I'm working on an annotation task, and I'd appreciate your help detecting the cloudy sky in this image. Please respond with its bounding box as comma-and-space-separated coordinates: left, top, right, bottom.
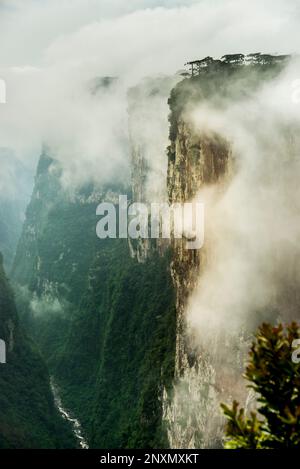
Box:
0, 0, 300, 192
0, 0, 299, 69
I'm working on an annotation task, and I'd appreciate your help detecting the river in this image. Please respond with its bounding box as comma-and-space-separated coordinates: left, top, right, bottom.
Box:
50, 378, 89, 449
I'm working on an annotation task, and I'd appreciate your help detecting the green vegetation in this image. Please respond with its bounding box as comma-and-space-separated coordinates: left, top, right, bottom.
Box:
222, 322, 300, 449
0, 252, 75, 448
168, 58, 289, 148
58, 244, 176, 448
12, 153, 177, 448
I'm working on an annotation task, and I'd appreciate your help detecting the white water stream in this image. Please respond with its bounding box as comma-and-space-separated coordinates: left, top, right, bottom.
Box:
50, 378, 89, 449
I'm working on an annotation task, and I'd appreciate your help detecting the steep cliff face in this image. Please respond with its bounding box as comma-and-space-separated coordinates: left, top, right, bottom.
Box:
168, 123, 231, 375
0, 252, 74, 448
127, 75, 179, 262
0, 148, 32, 271
163, 61, 293, 448
164, 77, 232, 448
10, 61, 296, 449
12, 150, 108, 358
12, 142, 176, 447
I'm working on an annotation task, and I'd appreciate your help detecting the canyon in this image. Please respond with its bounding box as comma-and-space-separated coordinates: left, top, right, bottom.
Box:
1, 55, 300, 448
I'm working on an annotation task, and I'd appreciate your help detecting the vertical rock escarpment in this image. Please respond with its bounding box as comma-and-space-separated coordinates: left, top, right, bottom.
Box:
167, 121, 231, 375
127, 75, 179, 262
11, 76, 179, 447
163, 59, 293, 448
163, 76, 231, 448
0, 148, 32, 271
128, 76, 180, 205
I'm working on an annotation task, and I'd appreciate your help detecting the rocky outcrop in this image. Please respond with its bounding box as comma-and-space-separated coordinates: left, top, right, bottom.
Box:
0, 148, 32, 271
167, 119, 231, 375
11, 143, 177, 448
127, 75, 179, 262
163, 61, 290, 448
163, 76, 231, 447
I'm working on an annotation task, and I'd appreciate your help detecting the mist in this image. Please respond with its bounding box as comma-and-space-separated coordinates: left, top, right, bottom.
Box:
186, 59, 300, 346
164, 58, 300, 448
1, 0, 300, 451
1, 0, 300, 198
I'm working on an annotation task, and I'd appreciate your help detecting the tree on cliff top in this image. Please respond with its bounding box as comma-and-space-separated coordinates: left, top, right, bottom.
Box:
221, 322, 300, 449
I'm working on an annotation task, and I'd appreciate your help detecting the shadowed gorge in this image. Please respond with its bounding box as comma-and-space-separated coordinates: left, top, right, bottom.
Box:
11, 147, 177, 448
1, 53, 298, 449
1, 2, 300, 454
0, 253, 75, 448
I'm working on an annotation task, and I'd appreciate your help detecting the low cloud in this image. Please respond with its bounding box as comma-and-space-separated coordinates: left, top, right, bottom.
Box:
1, 0, 300, 196
187, 58, 300, 343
